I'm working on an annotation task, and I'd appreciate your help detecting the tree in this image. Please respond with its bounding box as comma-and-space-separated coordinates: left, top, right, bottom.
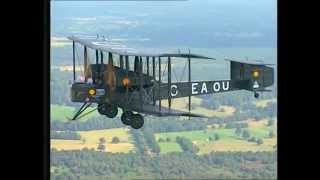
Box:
269, 131, 275, 138
267, 119, 275, 126
158, 138, 165, 143
82, 138, 86, 144
235, 127, 242, 136
97, 143, 106, 151
242, 130, 250, 139
208, 136, 214, 141
166, 137, 171, 142
214, 134, 220, 141
176, 136, 199, 153
248, 137, 257, 142
99, 137, 106, 144
112, 137, 120, 144
257, 138, 263, 145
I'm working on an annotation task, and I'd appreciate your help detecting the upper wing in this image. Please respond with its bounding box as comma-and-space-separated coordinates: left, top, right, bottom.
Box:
68, 35, 215, 59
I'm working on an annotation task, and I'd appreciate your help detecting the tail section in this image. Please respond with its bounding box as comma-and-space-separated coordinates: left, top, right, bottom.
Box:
228, 59, 274, 97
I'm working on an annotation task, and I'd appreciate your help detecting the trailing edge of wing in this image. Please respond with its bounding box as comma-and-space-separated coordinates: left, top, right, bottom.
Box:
157, 112, 209, 118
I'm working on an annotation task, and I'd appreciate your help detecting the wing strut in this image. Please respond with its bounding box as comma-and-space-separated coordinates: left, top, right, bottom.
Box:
139, 57, 143, 110
152, 56, 156, 106
68, 102, 92, 121
168, 56, 172, 112
188, 50, 191, 114
84, 46, 88, 82
158, 57, 162, 112
125, 55, 129, 108
120, 55, 124, 69
100, 51, 103, 64
72, 41, 76, 82
146, 56, 150, 76
96, 50, 99, 83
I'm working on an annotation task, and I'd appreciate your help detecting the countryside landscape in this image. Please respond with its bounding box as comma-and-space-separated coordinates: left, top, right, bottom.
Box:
51, 1, 277, 179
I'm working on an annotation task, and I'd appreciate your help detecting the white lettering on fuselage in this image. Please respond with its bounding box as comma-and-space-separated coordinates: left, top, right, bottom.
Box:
192, 83, 199, 94
201, 83, 208, 93
169, 81, 230, 97
171, 84, 179, 97
213, 82, 221, 92
222, 81, 230, 91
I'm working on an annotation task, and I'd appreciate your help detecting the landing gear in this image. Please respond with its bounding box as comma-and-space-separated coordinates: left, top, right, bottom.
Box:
254, 92, 259, 99
98, 104, 118, 118
120, 111, 144, 129
121, 111, 133, 125
130, 114, 144, 129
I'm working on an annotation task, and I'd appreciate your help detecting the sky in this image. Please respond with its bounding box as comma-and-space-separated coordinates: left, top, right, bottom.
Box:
51, 0, 277, 48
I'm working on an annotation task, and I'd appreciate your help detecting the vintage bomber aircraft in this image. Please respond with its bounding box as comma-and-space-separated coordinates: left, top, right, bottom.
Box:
67, 35, 274, 129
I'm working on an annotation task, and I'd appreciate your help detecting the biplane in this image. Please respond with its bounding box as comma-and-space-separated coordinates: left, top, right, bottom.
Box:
67, 35, 274, 129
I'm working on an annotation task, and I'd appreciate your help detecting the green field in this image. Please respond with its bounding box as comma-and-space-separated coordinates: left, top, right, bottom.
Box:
158, 142, 183, 153
51, 128, 135, 153
155, 120, 277, 154
51, 104, 100, 122
50, 104, 126, 122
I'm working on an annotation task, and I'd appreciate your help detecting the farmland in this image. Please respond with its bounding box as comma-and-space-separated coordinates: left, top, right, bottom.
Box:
50, 104, 100, 122
155, 118, 276, 154
51, 128, 135, 153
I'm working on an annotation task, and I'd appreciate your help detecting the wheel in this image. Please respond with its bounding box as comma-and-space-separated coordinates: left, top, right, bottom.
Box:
105, 104, 118, 118
98, 104, 118, 118
130, 114, 144, 129
121, 111, 133, 125
254, 92, 259, 99
98, 104, 108, 115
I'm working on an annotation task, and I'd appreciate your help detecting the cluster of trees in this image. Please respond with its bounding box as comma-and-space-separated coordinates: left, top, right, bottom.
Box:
51, 70, 73, 106
51, 117, 123, 131
269, 131, 275, 138
50, 149, 277, 180
268, 119, 275, 126
234, 128, 264, 145
175, 136, 199, 153
225, 122, 248, 129
247, 137, 264, 145
141, 128, 160, 154
111, 137, 120, 144
97, 137, 106, 151
52, 116, 209, 134
158, 137, 171, 143
130, 129, 147, 154
146, 117, 207, 133
130, 128, 161, 154
50, 130, 81, 140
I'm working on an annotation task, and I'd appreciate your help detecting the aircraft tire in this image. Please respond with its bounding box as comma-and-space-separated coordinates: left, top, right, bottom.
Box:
254, 92, 259, 99
121, 111, 133, 125
98, 104, 118, 118
130, 114, 144, 129
97, 104, 108, 115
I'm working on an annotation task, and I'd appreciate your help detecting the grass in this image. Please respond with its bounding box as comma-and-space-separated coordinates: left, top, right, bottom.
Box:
78, 128, 133, 143
254, 98, 277, 108
197, 137, 276, 154
51, 104, 100, 122
51, 128, 135, 153
158, 142, 183, 153
155, 119, 277, 154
